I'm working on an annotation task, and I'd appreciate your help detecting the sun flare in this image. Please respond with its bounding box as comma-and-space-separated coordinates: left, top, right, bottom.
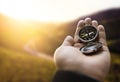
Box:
0, 0, 119, 22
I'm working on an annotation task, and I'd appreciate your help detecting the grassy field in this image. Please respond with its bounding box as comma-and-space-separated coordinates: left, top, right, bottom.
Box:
0, 47, 55, 82
0, 46, 120, 82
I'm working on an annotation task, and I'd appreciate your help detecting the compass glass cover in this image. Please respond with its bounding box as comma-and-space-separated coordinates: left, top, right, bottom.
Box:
79, 26, 98, 42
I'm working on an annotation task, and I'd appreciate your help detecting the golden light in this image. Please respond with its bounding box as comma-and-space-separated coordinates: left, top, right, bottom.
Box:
0, 0, 119, 22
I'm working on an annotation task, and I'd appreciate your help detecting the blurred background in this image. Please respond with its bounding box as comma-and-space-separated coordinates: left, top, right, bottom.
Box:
0, 0, 120, 82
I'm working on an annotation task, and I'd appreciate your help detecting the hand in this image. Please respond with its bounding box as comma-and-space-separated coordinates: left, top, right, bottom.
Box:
54, 18, 111, 81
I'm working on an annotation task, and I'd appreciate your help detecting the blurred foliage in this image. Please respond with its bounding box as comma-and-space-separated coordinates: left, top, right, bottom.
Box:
0, 8, 120, 82
0, 47, 120, 82
106, 53, 120, 82
1, 9, 120, 55
0, 15, 67, 54
0, 47, 55, 82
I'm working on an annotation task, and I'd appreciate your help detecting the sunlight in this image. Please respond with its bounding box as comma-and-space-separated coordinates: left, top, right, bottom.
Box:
0, 0, 36, 20
0, 0, 119, 22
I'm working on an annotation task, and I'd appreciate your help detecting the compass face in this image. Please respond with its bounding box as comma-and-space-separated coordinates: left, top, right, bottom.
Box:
79, 26, 98, 42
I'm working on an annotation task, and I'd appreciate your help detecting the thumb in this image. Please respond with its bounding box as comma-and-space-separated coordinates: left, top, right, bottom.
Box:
61, 36, 74, 46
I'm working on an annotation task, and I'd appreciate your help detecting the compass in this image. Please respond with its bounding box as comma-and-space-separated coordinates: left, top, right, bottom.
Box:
79, 26, 98, 43
77, 25, 102, 54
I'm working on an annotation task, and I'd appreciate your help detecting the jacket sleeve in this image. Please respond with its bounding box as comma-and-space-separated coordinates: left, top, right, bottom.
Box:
52, 70, 99, 82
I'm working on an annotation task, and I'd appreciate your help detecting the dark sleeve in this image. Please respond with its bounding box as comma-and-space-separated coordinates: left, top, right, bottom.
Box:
52, 70, 99, 82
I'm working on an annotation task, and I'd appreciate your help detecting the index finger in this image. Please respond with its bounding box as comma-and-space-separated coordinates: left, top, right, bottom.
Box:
74, 20, 85, 43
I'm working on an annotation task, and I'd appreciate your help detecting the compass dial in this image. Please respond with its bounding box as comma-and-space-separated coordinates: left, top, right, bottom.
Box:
79, 26, 98, 43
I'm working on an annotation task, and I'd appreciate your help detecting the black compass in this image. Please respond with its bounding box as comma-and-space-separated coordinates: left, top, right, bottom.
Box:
79, 26, 98, 43
77, 25, 102, 54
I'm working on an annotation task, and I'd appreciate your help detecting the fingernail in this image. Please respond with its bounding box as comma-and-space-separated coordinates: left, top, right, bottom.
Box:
98, 25, 104, 30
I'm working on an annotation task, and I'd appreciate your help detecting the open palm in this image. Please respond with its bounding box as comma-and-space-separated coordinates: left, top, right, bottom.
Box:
54, 18, 111, 81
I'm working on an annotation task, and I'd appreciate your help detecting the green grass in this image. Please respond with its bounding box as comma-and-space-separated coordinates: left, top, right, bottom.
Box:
0, 46, 120, 82
0, 47, 55, 82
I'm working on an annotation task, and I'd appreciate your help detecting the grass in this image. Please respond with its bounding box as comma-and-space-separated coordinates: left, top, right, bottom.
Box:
0, 47, 56, 82
0, 46, 120, 82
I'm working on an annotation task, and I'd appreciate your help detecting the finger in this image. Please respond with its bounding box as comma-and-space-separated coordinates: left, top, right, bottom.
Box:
98, 25, 107, 46
85, 18, 92, 26
77, 20, 85, 28
74, 20, 85, 43
62, 36, 74, 46
92, 20, 98, 27
74, 35, 80, 43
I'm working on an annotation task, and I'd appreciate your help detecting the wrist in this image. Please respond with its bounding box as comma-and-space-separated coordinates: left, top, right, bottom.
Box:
57, 66, 105, 82
54, 70, 100, 82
